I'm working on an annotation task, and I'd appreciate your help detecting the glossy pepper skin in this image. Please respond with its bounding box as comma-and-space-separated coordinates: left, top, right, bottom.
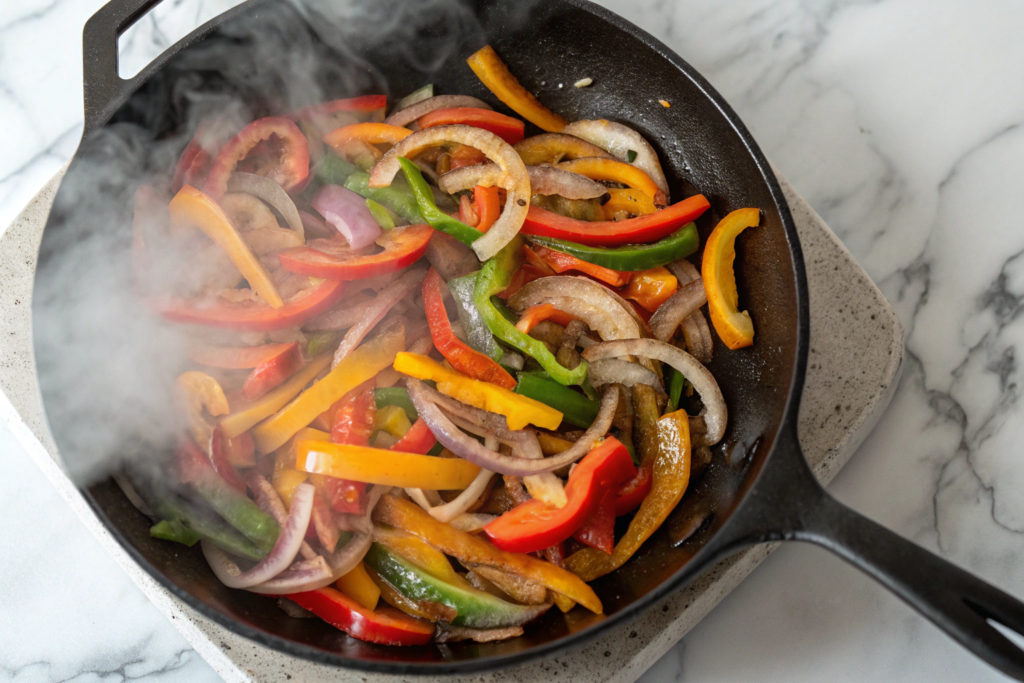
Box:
398, 157, 484, 247
343, 171, 425, 224
525, 223, 699, 272
203, 116, 310, 200
483, 437, 636, 554
152, 495, 265, 562
278, 224, 433, 280
297, 440, 482, 490
623, 266, 679, 312
418, 107, 526, 145
241, 342, 304, 401
466, 45, 567, 133
374, 387, 418, 423
364, 544, 551, 628
514, 371, 598, 429
526, 244, 631, 288
520, 195, 710, 247
284, 587, 435, 646
473, 236, 588, 387
702, 208, 760, 350
323, 380, 376, 514
422, 268, 516, 389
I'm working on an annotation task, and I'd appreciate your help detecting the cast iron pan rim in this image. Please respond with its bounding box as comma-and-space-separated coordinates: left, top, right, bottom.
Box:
69, 0, 811, 674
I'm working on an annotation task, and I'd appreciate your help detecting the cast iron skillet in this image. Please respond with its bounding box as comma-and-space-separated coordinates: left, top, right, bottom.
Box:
31, 0, 1024, 677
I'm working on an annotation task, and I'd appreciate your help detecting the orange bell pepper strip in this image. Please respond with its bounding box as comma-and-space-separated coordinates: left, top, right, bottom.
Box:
473, 185, 500, 232
220, 355, 332, 438
296, 440, 481, 489
514, 303, 577, 334
252, 324, 406, 454
372, 494, 602, 613
422, 268, 516, 390
622, 266, 679, 312
702, 208, 760, 349
557, 158, 666, 208
565, 408, 691, 582
466, 45, 567, 133
169, 185, 283, 308
526, 244, 631, 288
393, 352, 561, 431
335, 562, 381, 611
602, 187, 658, 219
322, 122, 412, 153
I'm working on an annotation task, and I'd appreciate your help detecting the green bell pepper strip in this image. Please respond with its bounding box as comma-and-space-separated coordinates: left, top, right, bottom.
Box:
397, 157, 483, 246
344, 171, 425, 224
364, 544, 550, 628
667, 367, 685, 412
150, 519, 200, 546
474, 237, 588, 387
515, 371, 598, 429
525, 223, 699, 272
374, 387, 418, 423
188, 470, 279, 555
447, 272, 504, 362
153, 497, 266, 561
316, 155, 359, 185
304, 331, 340, 359
365, 198, 396, 229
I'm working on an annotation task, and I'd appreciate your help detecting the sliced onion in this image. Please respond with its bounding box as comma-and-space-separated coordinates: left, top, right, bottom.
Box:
384, 95, 492, 128
299, 210, 335, 239
201, 483, 314, 589
437, 163, 502, 194
582, 339, 727, 444
666, 259, 714, 364
588, 358, 663, 391
406, 468, 496, 523
228, 172, 304, 238
331, 268, 426, 368
312, 184, 381, 250
368, 125, 530, 261
563, 119, 670, 198
303, 291, 376, 332
448, 514, 497, 532
527, 166, 608, 200
649, 279, 707, 342
509, 276, 640, 340
246, 472, 317, 560
435, 623, 524, 643
425, 231, 481, 281
393, 84, 435, 113
407, 378, 619, 475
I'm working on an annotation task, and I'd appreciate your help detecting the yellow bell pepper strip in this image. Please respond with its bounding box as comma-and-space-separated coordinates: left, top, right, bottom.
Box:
169, 185, 283, 308
513, 133, 614, 166
220, 355, 332, 438
252, 324, 405, 453
373, 526, 474, 589
335, 561, 381, 611
466, 45, 567, 133
296, 440, 481, 489
374, 404, 412, 439
372, 494, 602, 613
556, 158, 666, 208
565, 408, 691, 582
622, 266, 679, 312
270, 427, 330, 506
393, 352, 562, 431
702, 208, 760, 350
602, 187, 658, 218
174, 371, 230, 449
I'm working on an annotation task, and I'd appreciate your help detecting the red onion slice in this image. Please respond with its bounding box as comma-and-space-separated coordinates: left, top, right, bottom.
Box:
649, 279, 708, 342
562, 119, 670, 198
331, 268, 426, 368
406, 379, 618, 475
201, 483, 314, 589
581, 339, 727, 444
247, 472, 317, 560
312, 184, 381, 250
383, 95, 493, 128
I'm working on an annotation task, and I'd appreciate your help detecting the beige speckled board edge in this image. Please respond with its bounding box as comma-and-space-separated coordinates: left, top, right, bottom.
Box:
0, 167, 903, 683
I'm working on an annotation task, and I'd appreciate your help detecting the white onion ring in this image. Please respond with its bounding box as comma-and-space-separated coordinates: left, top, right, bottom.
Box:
527, 166, 608, 199
649, 279, 708, 342
666, 259, 714, 364
406, 468, 496, 523
437, 163, 502, 194
562, 119, 670, 198
228, 173, 304, 238
582, 339, 727, 444
201, 483, 314, 589
367, 125, 529, 261
509, 276, 640, 340
383, 95, 493, 128
588, 358, 663, 391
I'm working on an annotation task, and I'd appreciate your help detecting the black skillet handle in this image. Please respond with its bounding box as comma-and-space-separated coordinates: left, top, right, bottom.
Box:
82, 0, 164, 133
723, 424, 1024, 681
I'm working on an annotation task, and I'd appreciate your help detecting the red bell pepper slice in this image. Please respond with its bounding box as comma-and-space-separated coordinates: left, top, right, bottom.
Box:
514, 303, 577, 334
179, 434, 246, 492
572, 486, 616, 554
526, 244, 631, 287
422, 268, 516, 390
286, 95, 388, 121
240, 342, 305, 401
277, 224, 433, 281
389, 418, 437, 454
484, 437, 635, 553
323, 380, 376, 514
613, 462, 653, 516
204, 116, 310, 199
520, 194, 711, 247
284, 587, 434, 646
449, 144, 488, 170
159, 278, 345, 331
417, 107, 525, 145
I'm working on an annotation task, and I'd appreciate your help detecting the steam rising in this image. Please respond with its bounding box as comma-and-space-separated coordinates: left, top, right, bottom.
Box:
33, 0, 541, 492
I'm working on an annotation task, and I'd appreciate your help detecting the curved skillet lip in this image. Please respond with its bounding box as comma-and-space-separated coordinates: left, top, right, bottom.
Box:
66, 0, 810, 675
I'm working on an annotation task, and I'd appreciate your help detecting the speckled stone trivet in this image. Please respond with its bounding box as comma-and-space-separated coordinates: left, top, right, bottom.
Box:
0, 167, 903, 683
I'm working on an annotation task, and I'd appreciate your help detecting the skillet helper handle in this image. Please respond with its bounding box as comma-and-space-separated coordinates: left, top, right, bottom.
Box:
82, 0, 165, 133
727, 426, 1024, 681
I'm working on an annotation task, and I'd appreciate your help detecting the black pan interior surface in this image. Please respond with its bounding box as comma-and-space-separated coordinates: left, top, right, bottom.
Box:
33, 0, 804, 673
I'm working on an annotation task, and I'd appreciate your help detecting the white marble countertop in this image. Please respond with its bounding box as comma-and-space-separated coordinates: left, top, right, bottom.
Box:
2, 0, 1023, 681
